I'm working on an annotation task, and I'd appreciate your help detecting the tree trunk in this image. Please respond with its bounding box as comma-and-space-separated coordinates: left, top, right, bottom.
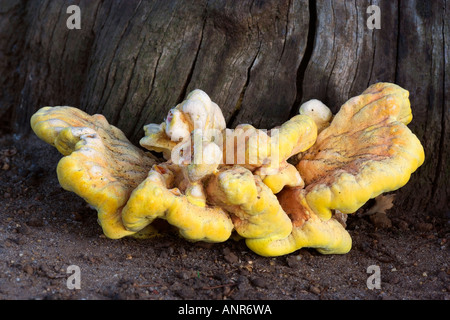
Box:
0, 0, 448, 215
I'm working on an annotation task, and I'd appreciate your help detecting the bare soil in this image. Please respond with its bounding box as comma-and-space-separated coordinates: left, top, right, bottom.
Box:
0, 133, 448, 300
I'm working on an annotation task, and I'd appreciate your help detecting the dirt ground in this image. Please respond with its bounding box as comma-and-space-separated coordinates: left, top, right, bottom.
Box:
0, 132, 448, 300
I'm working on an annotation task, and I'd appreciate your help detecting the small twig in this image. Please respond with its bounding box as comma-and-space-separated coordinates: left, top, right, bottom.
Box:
225, 287, 237, 297
132, 283, 162, 288
225, 268, 239, 274
201, 283, 236, 290
41, 272, 67, 279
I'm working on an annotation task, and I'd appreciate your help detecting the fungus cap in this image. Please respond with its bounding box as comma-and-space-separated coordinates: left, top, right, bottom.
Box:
245, 187, 351, 257
31, 106, 156, 239
205, 166, 293, 242
121, 165, 234, 243
299, 99, 332, 132
297, 83, 425, 220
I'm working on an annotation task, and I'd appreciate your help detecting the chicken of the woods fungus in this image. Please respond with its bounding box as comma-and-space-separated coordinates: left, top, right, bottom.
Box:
30, 83, 424, 257
30, 106, 158, 239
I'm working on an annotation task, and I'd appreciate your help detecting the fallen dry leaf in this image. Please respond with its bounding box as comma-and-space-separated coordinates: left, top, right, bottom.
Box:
364, 194, 396, 216
334, 210, 348, 228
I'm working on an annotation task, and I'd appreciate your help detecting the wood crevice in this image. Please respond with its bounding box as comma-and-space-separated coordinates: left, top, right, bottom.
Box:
290, 0, 316, 119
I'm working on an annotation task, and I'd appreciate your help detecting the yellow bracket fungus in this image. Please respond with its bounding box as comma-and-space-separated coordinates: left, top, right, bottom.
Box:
30, 83, 425, 257
222, 114, 317, 193
121, 164, 234, 243
205, 166, 292, 242
299, 99, 333, 133
31, 106, 157, 239
297, 82, 425, 220
248, 187, 352, 256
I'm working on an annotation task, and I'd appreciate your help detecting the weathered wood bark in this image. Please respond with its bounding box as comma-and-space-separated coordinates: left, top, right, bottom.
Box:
0, 0, 448, 215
